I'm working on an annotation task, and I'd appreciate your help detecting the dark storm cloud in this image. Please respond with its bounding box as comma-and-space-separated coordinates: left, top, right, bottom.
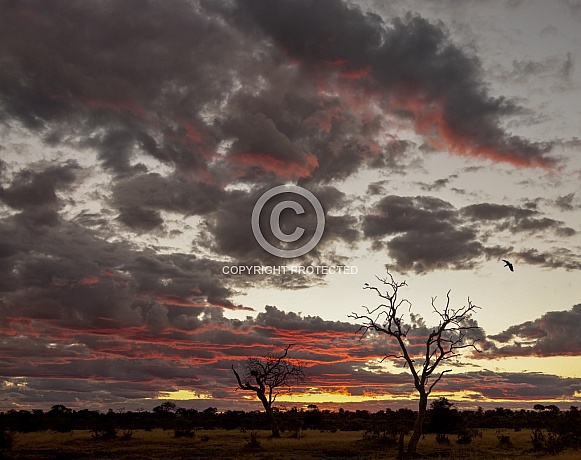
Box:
0, 0, 263, 180
0, 161, 77, 209
361, 196, 577, 273
2, 294, 579, 410
0, 0, 575, 412
117, 206, 164, 231
487, 304, 581, 357
0, 212, 241, 334
0, 302, 388, 409
363, 195, 457, 237
111, 172, 227, 233
386, 228, 487, 272
0, 0, 407, 189
362, 195, 501, 272
0, 0, 560, 265
0, 161, 80, 227
198, 184, 359, 268
229, 0, 555, 167
255, 305, 356, 333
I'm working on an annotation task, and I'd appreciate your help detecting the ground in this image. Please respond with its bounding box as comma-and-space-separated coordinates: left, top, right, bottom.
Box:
3, 428, 580, 459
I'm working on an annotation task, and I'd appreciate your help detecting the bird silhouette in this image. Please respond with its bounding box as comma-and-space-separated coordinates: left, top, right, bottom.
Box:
502, 259, 514, 272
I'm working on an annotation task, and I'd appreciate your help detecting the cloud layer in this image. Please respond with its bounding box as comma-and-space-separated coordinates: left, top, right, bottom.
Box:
0, 0, 579, 410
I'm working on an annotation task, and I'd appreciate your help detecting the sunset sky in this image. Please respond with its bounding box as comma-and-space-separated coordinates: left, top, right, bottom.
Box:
1, 0, 580, 413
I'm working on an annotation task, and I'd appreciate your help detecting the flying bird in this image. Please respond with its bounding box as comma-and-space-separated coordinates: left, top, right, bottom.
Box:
502, 259, 514, 272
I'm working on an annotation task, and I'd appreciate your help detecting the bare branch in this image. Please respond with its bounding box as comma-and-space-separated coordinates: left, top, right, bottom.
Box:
353, 270, 482, 458
353, 270, 481, 395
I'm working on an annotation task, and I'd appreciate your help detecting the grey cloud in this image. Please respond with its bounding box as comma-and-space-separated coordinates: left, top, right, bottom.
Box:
255, 305, 356, 333
513, 247, 581, 270
461, 203, 536, 221
199, 184, 359, 268
229, 0, 555, 167
0, 214, 240, 335
0, 161, 79, 209
439, 371, 581, 401
0, 161, 80, 228
417, 175, 457, 192
488, 304, 581, 357
386, 228, 485, 273
117, 206, 164, 231
363, 195, 457, 237
554, 193, 577, 211
362, 195, 576, 273
462, 203, 575, 236
363, 195, 493, 273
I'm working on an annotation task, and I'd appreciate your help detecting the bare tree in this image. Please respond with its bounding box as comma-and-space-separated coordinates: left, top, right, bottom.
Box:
232, 344, 305, 437
349, 271, 480, 458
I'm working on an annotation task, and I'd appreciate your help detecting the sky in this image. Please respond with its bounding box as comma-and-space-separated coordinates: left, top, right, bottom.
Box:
1, 0, 580, 413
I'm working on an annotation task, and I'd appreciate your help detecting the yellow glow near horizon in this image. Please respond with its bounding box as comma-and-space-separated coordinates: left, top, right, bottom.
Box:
482, 356, 581, 378
248, 387, 581, 408
156, 390, 211, 400
275, 392, 412, 405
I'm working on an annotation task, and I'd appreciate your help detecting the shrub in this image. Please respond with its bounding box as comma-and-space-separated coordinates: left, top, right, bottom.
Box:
174, 428, 195, 438
456, 429, 476, 445
545, 430, 565, 454
121, 429, 134, 441
91, 426, 118, 440
496, 430, 512, 449
288, 426, 305, 439
244, 430, 261, 449
435, 433, 450, 445
362, 424, 397, 446
530, 428, 545, 452
0, 428, 15, 452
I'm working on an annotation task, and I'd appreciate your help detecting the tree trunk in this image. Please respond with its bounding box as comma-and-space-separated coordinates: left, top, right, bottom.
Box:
257, 393, 280, 437
406, 392, 428, 458
397, 429, 405, 459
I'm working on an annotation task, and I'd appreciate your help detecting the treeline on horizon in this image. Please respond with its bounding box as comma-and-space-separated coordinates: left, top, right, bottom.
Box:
1, 400, 580, 436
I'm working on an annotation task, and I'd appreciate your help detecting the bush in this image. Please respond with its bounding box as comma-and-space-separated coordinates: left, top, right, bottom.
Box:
456, 429, 476, 445
435, 433, 450, 445
0, 428, 15, 452
496, 430, 512, 449
91, 426, 118, 440
120, 429, 134, 440
244, 430, 261, 449
288, 426, 305, 439
530, 428, 545, 452
362, 424, 397, 446
545, 430, 565, 454
174, 428, 195, 438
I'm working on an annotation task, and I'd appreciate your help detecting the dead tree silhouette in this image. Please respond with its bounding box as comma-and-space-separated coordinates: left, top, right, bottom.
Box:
232, 344, 305, 437
350, 271, 481, 459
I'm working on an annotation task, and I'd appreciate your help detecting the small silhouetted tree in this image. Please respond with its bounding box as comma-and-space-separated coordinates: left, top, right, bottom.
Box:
350, 271, 480, 458
232, 344, 305, 437
429, 397, 460, 436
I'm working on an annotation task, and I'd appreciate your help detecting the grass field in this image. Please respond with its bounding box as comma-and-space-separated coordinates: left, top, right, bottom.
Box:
3, 428, 580, 459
